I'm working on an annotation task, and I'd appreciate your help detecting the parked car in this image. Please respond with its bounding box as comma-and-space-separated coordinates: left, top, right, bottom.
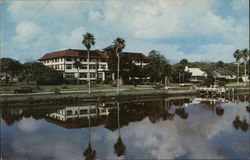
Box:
13, 87, 33, 93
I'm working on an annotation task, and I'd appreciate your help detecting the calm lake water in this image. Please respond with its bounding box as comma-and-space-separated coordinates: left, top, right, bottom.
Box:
1, 96, 249, 160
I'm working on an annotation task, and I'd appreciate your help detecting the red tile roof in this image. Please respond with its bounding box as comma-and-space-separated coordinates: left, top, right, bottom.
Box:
40, 48, 147, 60
39, 49, 108, 60
103, 45, 148, 60
123, 52, 148, 60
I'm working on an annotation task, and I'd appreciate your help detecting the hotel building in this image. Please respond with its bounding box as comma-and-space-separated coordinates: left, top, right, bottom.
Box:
39, 45, 148, 82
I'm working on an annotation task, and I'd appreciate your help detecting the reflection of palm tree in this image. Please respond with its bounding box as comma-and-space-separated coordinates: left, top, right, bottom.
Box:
215, 106, 224, 116
83, 143, 96, 160
114, 102, 126, 157
232, 115, 249, 131
175, 108, 188, 119
233, 115, 241, 130
246, 105, 250, 113
241, 118, 249, 131
83, 105, 96, 160
162, 111, 175, 121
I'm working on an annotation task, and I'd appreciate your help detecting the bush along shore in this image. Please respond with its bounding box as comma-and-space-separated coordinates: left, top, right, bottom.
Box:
0, 88, 249, 107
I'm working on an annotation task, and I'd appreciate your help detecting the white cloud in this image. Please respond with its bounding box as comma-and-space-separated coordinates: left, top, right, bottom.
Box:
13, 21, 43, 43
3, 0, 249, 62
60, 27, 86, 49
89, 10, 101, 21
231, 0, 249, 12
17, 118, 43, 132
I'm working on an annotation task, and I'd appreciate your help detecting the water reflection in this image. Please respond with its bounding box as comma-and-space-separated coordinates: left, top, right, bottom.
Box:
83, 106, 96, 160
114, 102, 126, 157
0, 96, 249, 159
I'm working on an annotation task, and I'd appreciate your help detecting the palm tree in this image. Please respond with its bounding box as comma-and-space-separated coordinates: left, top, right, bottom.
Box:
73, 61, 82, 85
241, 49, 249, 86
83, 105, 96, 160
82, 33, 95, 94
114, 102, 126, 157
233, 49, 242, 84
113, 37, 125, 93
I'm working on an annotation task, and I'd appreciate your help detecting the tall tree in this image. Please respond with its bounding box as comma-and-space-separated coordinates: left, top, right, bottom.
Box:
22, 62, 63, 85
241, 48, 249, 85
179, 59, 189, 83
233, 49, 241, 84
216, 61, 224, 70
180, 59, 188, 66
82, 33, 95, 94
145, 50, 171, 84
0, 58, 23, 83
113, 37, 125, 93
73, 61, 82, 85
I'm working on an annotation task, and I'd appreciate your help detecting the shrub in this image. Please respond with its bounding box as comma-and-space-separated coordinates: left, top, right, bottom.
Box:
203, 77, 215, 87
217, 81, 225, 87
54, 87, 61, 94
61, 84, 68, 89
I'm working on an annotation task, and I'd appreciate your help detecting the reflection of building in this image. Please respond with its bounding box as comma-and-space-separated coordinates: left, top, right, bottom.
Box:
191, 97, 227, 105
47, 104, 110, 122
185, 66, 207, 82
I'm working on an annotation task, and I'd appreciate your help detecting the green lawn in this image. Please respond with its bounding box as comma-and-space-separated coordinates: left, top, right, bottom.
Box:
225, 82, 249, 88
0, 83, 155, 94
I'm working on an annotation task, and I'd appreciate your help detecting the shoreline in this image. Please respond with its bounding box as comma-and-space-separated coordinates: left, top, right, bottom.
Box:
0, 88, 249, 107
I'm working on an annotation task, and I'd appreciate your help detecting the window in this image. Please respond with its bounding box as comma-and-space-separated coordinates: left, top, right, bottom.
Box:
90, 58, 95, 62
80, 109, 88, 114
101, 65, 106, 69
81, 64, 87, 69
66, 64, 72, 69
90, 73, 96, 78
90, 65, 96, 69
65, 73, 74, 78
66, 58, 72, 61
75, 111, 78, 115
100, 59, 107, 62
80, 73, 87, 78
90, 109, 96, 113
67, 110, 72, 116
80, 58, 87, 62
98, 73, 103, 79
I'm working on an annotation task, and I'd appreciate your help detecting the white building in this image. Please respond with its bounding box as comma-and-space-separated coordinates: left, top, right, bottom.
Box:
39, 46, 149, 83
214, 69, 236, 80
185, 66, 207, 82
39, 49, 109, 82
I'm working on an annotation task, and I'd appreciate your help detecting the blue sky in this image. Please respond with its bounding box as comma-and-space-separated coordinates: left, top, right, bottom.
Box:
0, 0, 249, 63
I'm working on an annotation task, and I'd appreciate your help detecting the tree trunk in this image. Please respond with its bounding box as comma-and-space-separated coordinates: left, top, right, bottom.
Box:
87, 50, 91, 94
117, 102, 120, 137
237, 62, 239, 84
182, 72, 185, 83
117, 50, 120, 93
77, 68, 79, 85
164, 76, 168, 87
244, 61, 247, 86
179, 73, 181, 83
